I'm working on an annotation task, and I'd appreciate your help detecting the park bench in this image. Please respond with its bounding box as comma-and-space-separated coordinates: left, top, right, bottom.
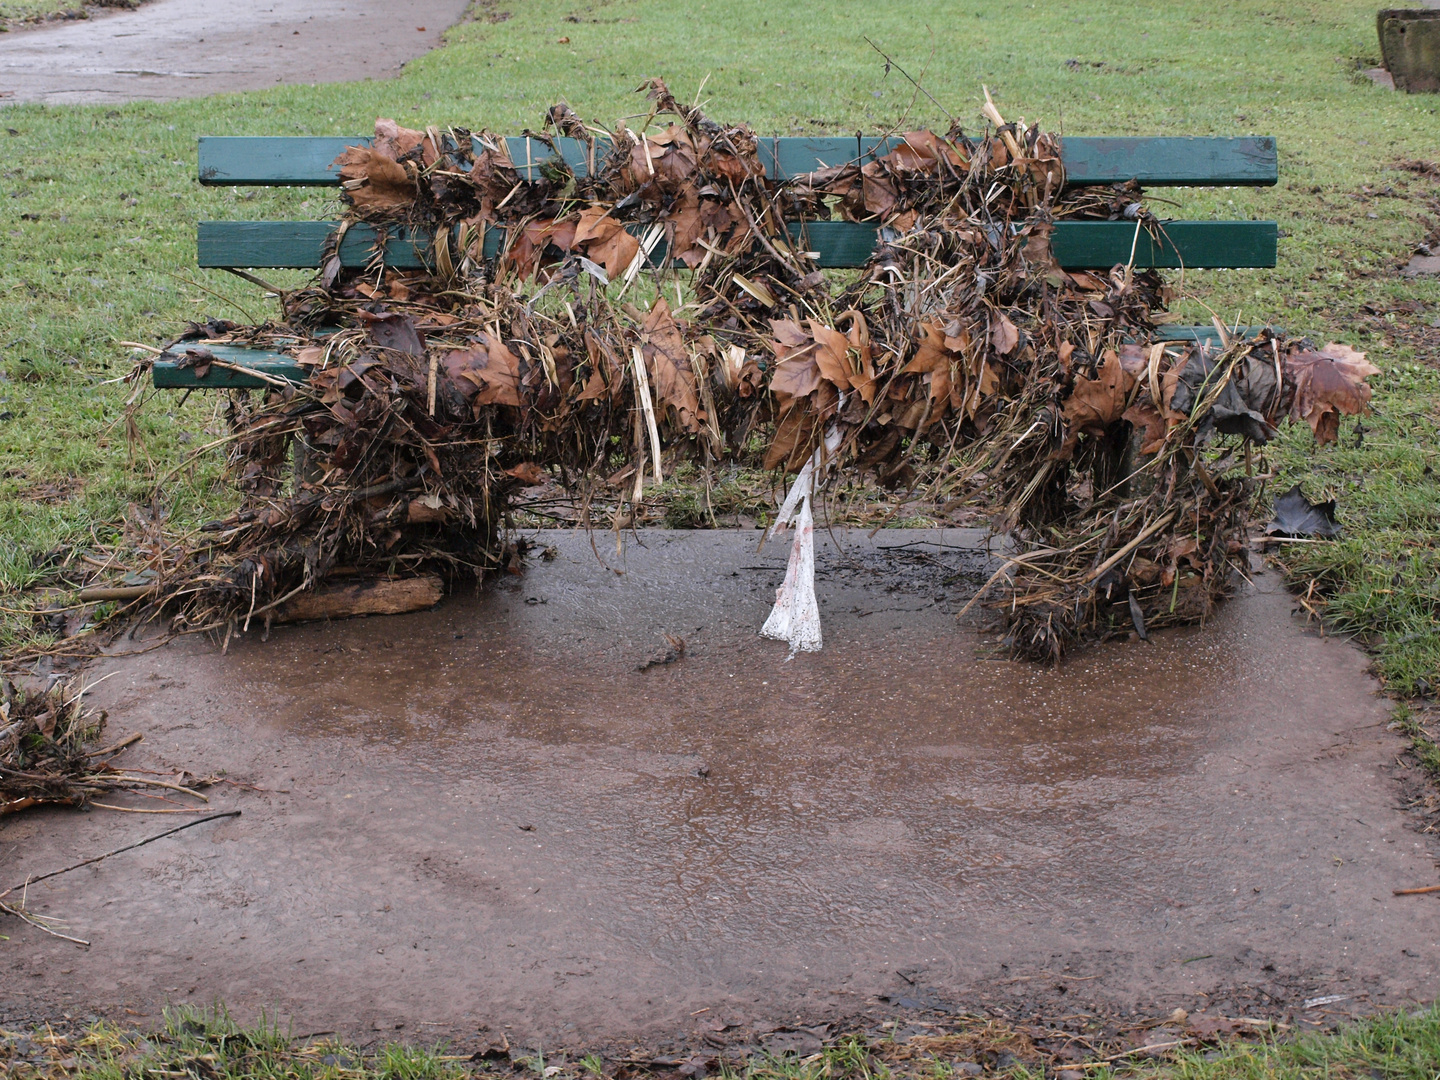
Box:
152, 133, 1278, 390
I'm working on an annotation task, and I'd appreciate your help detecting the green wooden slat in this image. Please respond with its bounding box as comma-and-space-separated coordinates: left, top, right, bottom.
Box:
1048, 219, 1276, 269
199, 135, 1277, 187
1153, 324, 1274, 343
198, 136, 370, 186
151, 327, 1273, 388
1057, 137, 1276, 187
787, 221, 887, 266
198, 221, 433, 269
197, 218, 1275, 270
152, 345, 308, 389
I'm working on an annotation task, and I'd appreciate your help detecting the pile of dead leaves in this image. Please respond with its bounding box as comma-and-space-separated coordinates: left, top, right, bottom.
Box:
122, 81, 1379, 659
0, 676, 131, 815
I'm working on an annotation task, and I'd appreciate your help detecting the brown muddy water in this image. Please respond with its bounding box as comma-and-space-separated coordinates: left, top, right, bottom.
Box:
2, 529, 1437, 1048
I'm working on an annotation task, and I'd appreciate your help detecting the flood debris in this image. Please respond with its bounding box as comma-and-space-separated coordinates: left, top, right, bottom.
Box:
121, 82, 1379, 660
0, 675, 209, 817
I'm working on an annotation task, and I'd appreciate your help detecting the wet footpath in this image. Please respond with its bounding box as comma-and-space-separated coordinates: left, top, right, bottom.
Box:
1, 529, 1436, 1047
0, 0, 471, 104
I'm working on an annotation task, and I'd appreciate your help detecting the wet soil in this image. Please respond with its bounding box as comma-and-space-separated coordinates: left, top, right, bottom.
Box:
0, 0, 472, 104
1, 529, 1437, 1049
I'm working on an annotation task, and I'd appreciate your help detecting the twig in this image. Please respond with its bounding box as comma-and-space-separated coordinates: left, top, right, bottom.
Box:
84, 732, 143, 759
221, 266, 288, 296
0, 900, 90, 946
1, 811, 240, 900
106, 776, 209, 802
863, 37, 958, 123
88, 803, 215, 815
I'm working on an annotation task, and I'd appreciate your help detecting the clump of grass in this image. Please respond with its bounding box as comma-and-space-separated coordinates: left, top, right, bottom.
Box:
1151, 1005, 1440, 1080
1, 1005, 471, 1080
1391, 703, 1440, 781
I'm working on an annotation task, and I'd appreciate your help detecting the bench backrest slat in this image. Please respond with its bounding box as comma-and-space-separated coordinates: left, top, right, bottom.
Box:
197, 218, 1277, 272
197, 135, 1277, 188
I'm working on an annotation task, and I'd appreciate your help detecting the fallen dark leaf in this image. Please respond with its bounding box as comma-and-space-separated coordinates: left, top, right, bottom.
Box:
1267, 484, 1341, 538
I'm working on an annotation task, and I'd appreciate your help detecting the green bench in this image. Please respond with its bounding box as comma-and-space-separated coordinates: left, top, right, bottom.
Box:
154, 133, 1279, 390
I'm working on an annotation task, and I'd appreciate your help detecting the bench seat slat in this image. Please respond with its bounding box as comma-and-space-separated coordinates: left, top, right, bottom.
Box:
197, 135, 1277, 188
154, 326, 1270, 389
197, 218, 1277, 272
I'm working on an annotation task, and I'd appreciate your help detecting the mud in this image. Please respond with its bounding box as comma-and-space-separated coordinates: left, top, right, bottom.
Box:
0, 0, 471, 104
2, 528, 1437, 1048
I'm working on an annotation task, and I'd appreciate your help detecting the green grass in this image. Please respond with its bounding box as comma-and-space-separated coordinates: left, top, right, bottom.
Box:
0, 0, 1438, 692
0, 0, 126, 28
5, 1005, 1440, 1080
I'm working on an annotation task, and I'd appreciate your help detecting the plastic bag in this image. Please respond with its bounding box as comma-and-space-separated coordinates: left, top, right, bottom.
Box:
760, 488, 822, 655
760, 426, 841, 656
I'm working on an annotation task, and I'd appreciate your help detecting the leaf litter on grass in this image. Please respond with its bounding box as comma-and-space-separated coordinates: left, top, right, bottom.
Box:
7, 1001, 1440, 1080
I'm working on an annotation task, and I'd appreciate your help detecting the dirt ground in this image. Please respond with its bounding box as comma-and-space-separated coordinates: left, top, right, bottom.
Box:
1, 528, 1437, 1050
0, 0, 472, 103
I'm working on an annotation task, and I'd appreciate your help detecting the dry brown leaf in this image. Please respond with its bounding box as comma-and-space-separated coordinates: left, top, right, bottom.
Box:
1117, 343, 1149, 376
447, 338, 522, 408
587, 225, 640, 280
333, 146, 414, 211
641, 298, 701, 432
991, 313, 1020, 356
767, 319, 822, 401
1064, 348, 1136, 443
666, 186, 705, 267
764, 402, 821, 471
902, 320, 950, 375
373, 118, 427, 161
1122, 399, 1169, 455
1019, 220, 1066, 286
810, 321, 853, 391
407, 497, 448, 524
839, 310, 878, 404
860, 163, 899, 218
1284, 342, 1381, 444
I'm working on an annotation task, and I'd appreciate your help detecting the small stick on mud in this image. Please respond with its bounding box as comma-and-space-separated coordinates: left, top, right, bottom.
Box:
84, 732, 143, 759
0, 900, 90, 946
0, 810, 241, 899
89, 803, 214, 814
1393, 884, 1440, 895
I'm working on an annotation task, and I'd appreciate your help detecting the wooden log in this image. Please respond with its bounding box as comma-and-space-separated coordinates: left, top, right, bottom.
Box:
274, 574, 443, 624
77, 585, 156, 602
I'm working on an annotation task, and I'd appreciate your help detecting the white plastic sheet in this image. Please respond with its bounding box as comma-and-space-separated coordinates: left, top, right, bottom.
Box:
760, 426, 842, 656
760, 487, 821, 655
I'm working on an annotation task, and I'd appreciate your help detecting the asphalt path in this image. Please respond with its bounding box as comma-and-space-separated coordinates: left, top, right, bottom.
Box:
0, 0, 471, 104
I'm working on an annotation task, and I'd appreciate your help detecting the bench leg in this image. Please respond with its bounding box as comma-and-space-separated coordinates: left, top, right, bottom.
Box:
292, 430, 323, 489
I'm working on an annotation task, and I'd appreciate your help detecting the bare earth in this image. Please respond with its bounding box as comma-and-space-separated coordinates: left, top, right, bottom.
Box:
0, 0, 472, 104
1, 529, 1436, 1049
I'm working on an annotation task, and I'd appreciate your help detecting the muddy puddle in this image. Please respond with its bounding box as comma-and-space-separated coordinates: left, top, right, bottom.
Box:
2, 529, 1436, 1047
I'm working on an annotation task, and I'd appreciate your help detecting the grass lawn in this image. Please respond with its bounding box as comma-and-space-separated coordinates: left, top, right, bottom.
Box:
4, 0, 1439, 686
1, 7, 1437, 668
4, 1004, 1440, 1080
0, 8, 1436, 666
0, 0, 125, 29
2, 16, 1440, 630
